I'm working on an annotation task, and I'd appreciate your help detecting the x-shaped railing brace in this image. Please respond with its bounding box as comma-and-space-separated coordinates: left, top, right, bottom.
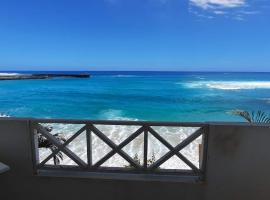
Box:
36, 124, 87, 168
148, 127, 203, 174
90, 124, 144, 169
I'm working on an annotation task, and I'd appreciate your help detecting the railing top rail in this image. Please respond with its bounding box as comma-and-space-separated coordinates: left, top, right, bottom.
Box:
30, 118, 208, 127
3, 117, 270, 127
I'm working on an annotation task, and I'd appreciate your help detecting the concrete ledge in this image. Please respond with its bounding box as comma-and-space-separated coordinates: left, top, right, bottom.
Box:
37, 169, 202, 183
1, 118, 270, 200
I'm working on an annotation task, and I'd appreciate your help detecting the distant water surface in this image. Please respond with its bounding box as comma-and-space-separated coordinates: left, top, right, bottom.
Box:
1, 71, 270, 122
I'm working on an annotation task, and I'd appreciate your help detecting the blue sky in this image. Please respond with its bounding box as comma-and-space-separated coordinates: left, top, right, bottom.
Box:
0, 0, 269, 71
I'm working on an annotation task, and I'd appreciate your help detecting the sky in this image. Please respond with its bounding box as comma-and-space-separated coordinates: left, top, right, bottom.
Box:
0, 0, 269, 72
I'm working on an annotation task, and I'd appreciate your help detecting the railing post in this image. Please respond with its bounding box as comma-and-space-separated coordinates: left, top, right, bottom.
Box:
86, 123, 92, 168
143, 125, 148, 169
29, 121, 39, 174
199, 125, 209, 181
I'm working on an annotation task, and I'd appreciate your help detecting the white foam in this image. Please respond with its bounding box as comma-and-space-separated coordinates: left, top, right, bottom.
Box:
99, 109, 138, 121
181, 81, 270, 90
0, 73, 20, 76
0, 114, 9, 117
260, 98, 270, 104
38, 121, 201, 169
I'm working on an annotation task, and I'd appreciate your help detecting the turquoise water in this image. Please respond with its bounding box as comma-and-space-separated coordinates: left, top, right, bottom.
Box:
1, 71, 270, 122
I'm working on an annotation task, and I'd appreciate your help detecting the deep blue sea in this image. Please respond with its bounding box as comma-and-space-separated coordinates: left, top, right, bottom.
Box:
1, 71, 270, 122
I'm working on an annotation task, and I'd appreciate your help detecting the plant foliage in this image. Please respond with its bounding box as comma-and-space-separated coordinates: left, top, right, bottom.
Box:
38, 125, 66, 165
231, 110, 270, 123
125, 152, 157, 168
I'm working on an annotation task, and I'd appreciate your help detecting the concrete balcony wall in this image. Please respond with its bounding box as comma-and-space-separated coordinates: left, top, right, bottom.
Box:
0, 118, 270, 200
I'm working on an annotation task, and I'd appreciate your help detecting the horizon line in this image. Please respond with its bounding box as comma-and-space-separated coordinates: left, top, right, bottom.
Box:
1, 70, 270, 73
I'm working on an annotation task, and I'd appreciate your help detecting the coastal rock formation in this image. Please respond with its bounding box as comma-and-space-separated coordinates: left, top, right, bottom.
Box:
0, 73, 90, 80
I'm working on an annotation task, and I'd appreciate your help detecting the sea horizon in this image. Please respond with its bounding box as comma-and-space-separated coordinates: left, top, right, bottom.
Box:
1, 70, 270, 73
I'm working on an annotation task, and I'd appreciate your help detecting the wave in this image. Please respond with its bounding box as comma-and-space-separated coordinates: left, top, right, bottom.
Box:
260, 98, 270, 104
0, 73, 20, 76
180, 81, 270, 90
98, 109, 138, 121
196, 76, 205, 80
0, 114, 10, 117
99, 75, 140, 78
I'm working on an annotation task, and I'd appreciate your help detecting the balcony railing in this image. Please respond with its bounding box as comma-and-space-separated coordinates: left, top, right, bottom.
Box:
30, 119, 208, 182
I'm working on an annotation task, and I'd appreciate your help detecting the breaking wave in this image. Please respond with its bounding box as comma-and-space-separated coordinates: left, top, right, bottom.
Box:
98, 109, 138, 121
0, 73, 20, 76
181, 81, 270, 90
0, 113, 10, 117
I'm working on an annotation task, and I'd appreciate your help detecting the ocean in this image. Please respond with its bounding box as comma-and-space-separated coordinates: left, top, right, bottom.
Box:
1, 71, 270, 167
0, 71, 270, 122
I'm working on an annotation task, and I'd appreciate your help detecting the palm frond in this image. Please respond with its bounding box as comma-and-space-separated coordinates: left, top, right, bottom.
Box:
38, 125, 66, 165
231, 110, 270, 123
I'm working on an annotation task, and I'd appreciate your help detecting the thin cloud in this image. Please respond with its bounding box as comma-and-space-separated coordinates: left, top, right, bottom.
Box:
190, 0, 246, 9
189, 0, 263, 20
103, 0, 264, 20
239, 10, 260, 15
213, 10, 227, 14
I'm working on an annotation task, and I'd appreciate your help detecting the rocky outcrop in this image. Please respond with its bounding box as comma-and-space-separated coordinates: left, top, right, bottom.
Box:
0, 73, 90, 80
